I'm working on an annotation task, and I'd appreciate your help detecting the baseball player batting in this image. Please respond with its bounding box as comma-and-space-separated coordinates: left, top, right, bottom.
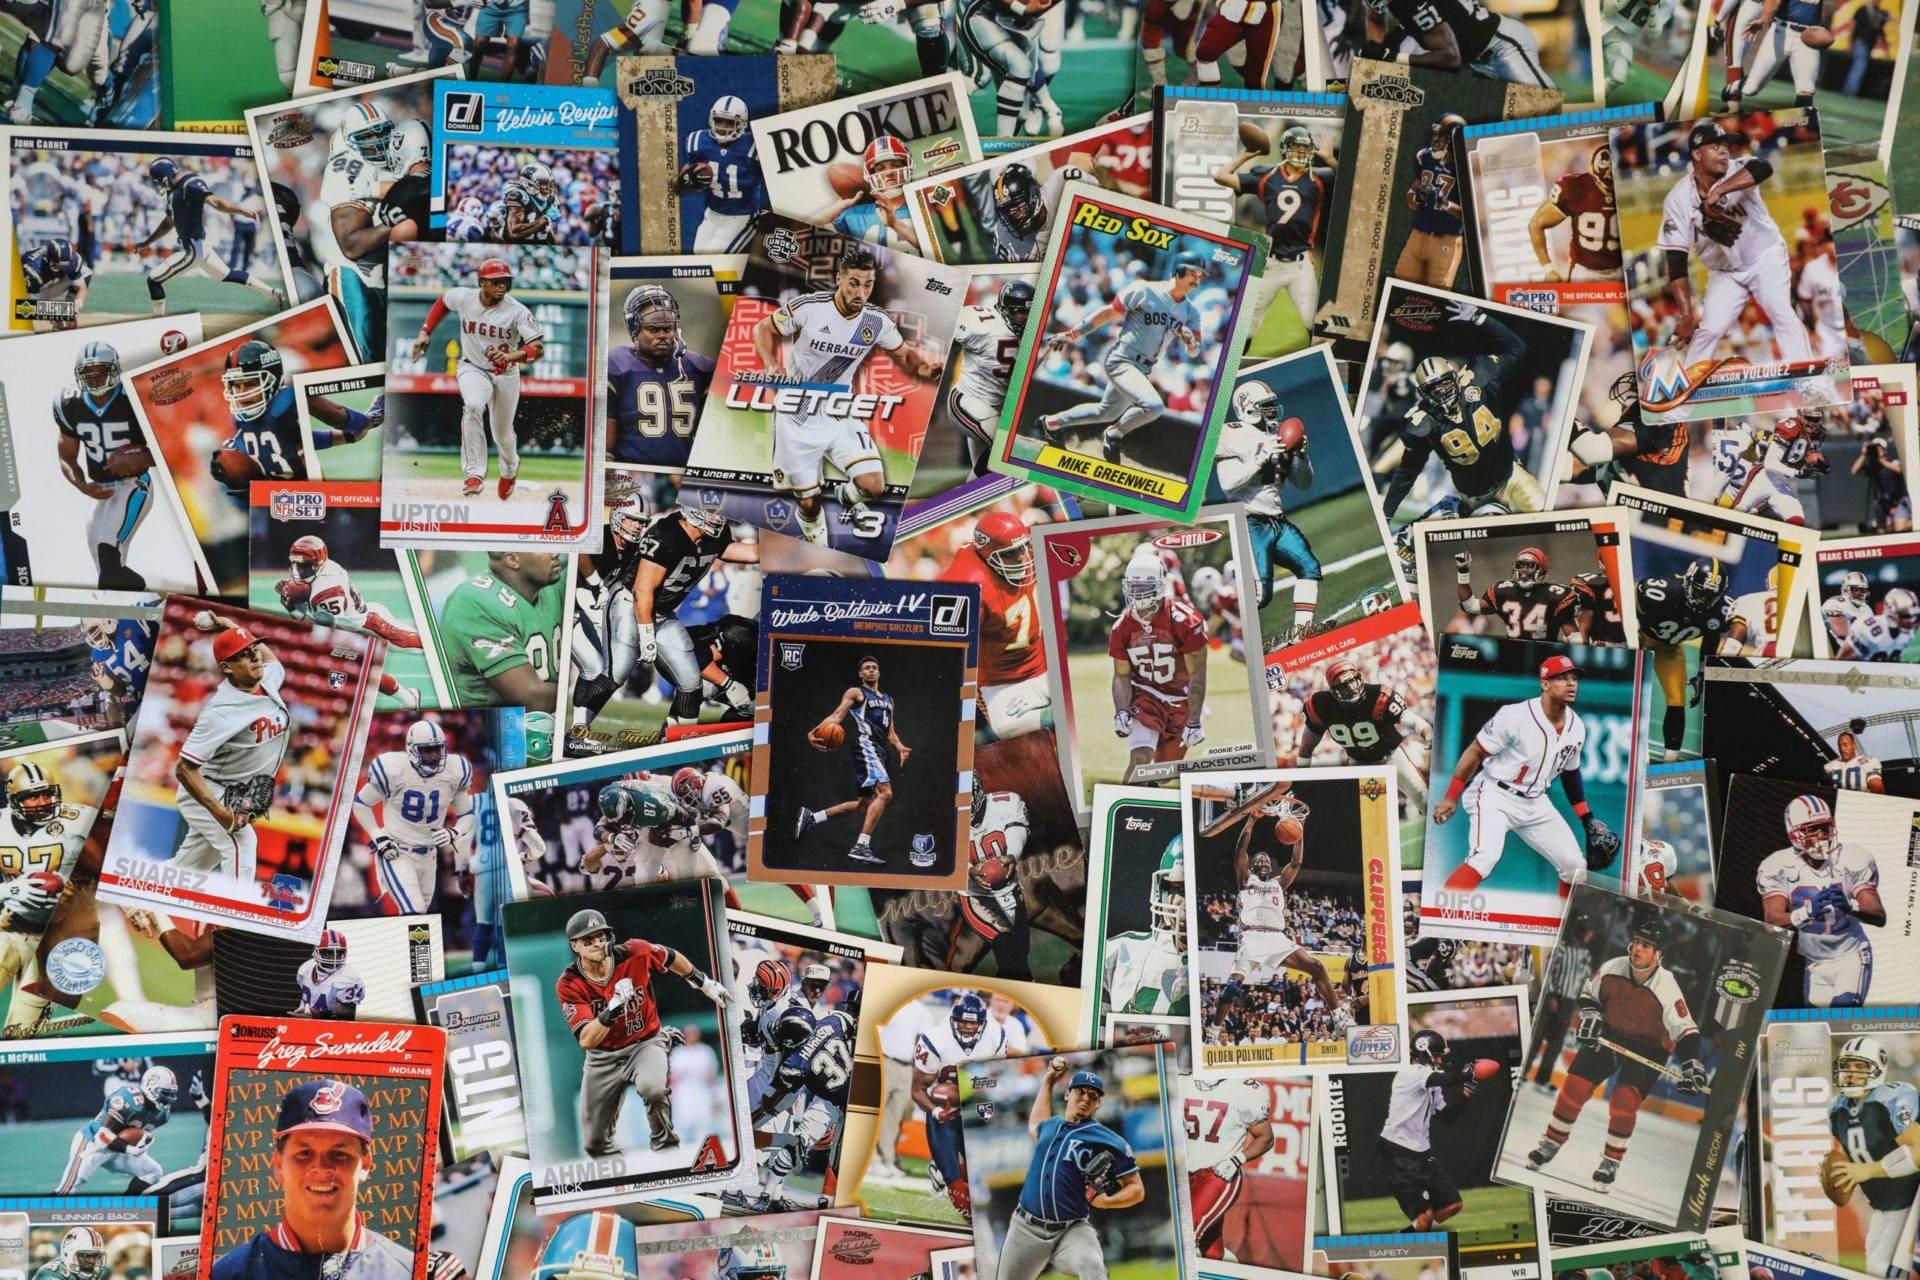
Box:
998, 1062, 1145, 1280
553, 906, 737, 1160
172, 612, 291, 884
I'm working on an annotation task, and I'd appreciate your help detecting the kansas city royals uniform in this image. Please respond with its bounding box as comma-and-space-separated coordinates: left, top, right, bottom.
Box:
1658, 156, 1810, 366
296, 955, 367, 1018
353, 749, 475, 912
1233, 868, 1299, 980
1214, 414, 1318, 609
1459, 698, 1587, 883
438, 285, 545, 488
174, 660, 290, 882
1830, 1081, 1920, 1274
1101, 928, 1188, 1015
1756, 840, 1878, 1005
1048, 280, 1198, 437
768, 291, 900, 498
58, 1082, 169, 1191
684, 129, 767, 253
998, 1113, 1138, 1280
55, 372, 150, 582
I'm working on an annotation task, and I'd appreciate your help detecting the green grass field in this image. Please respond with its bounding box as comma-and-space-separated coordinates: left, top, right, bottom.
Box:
1336, 1182, 1538, 1249
856, 1154, 969, 1228
574, 693, 732, 754
1248, 289, 1312, 360
160, 0, 286, 129
0, 1113, 209, 1195
79, 266, 281, 333
384, 447, 590, 489
734, 878, 817, 926
1703, 60, 1891, 153
1253, 490, 1399, 647
1401, 815, 1424, 870
312, 383, 385, 481
246, 567, 436, 711
1067, 649, 1257, 795
0, 14, 109, 125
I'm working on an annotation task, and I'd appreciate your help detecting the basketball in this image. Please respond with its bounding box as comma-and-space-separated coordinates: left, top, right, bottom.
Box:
814, 722, 845, 749
1274, 815, 1304, 844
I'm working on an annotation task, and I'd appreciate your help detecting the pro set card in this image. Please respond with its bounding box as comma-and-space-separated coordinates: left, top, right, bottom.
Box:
427, 80, 619, 242
1081, 785, 1187, 1040
1701, 658, 1920, 801
1181, 1074, 1316, 1272
1411, 510, 1636, 647
294, 364, 386, 482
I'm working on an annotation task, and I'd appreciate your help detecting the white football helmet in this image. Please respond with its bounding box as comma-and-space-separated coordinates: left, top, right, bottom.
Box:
59, 1229, 105, 1280
1150, 837, 1185, 951
1231, 381, 1280, 428
140, 1065, 178, 1107
1784, 793, 1837, 866
1636, 838, 1677, 895
1886, 587, 1920, 630
406, 719, 448, 776
1835, 1035, 1888, 1099
1843, 571, 1870, 604
1122, 550, 1169, 619
709, 96, 749, 144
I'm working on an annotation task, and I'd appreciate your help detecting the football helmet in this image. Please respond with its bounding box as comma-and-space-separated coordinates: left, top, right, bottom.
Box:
1784, 793, 1837, 867
1150, 836, 1185, 950
681, 503, 729, 538
1590, 145, 1612, 183
59, 1228, 105, 1280
1843, 571, 1870, 604
993, 162, 1046, 235
1835, 1035, 1889, 1099
709, 95, 750, 144
1121, 550, 1169, 619
1887, 587, 1920, 630
1410, 1028, 1449, 1066
770, 1006, 814, 1054
74, 340, 121, 397
333, 102, 395, 166
519, 160, 557, 199
406, 719, 447, 775
1381, 342, 1416, 390
863, 135, 913, 196
1280, 124, 1315, 168
1232, 381, 1281, 428
6, 762, 59, 827
609, 491, 650, 544
597, 784, 639, 828
1327, 658, 1366, 703
1680, 558, 1727, 610
1414, 356, 1463, 418
289, 535, 328, 582
971, 509, 1035, 586
146, 157, 178, 189
388, 118, 430, 175
672, 766, 704, 807
1429, 113, 1467, 157
314, 928, 349, 976
534, 1211, 639, 1280
1609, 369, 1640, 413
749, 958, 790, 1006
1514, 547, 1549, 586
950, 992, 988, 1048
997, 278, 1035, 334
624, 285, 682, 358
719, 1244, 787, 1280
141, 1065, 179, 1108
222, 340, 283, 422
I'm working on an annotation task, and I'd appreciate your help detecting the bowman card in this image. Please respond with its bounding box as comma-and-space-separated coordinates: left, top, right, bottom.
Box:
1412, 510, 1635, 647
1811, 533, 1920, 663
415, 968, 524, 1162
1701, 658, 1920, 800
1181, 1074, 1316, 1272
427, 80, 619, 242
294, 364, 386, 482
0, 1205, 159, 1280
1081, 785, 1187, 1041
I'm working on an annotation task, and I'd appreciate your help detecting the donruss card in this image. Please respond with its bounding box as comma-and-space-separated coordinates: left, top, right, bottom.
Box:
427, 81, 619, 241
1701, 658, 1920, 801
1179, 1074, 1315, 1272
293, 365, 387, 482
989, 184, 1262, 524
414, 968, 524, 1162
1412, 510, 1636, 647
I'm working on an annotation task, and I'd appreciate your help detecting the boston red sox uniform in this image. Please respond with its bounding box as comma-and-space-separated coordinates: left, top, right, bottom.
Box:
767, 291, 898, 499
174, 660, 290, 882
1184, 1076, 1269, 1258
1233, 869, 1297, 979
1460, 698, 1587, 883
1658, 156, 1811, 366
556, 938, 678, 1157
438, 285, 545, 490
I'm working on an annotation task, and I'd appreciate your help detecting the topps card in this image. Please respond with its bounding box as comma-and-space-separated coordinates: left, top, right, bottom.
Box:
605, 258, 726, 472
202, 1016, 446, 1280
294, 365, 386, 482
1701, 658, 1920, 801
427, 80, 619, 242
1813, 533, 1920, 662
1081, 786, 1187, 1041
1412, 510, 1636, 647
1179, 1075, 1316, 1272
414, 968, 525, 1162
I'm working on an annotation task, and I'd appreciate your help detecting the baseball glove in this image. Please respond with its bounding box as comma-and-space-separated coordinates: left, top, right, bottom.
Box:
1083, 1148, 1123, 1198
1699, 203, 1747, 247
219, 774, 276, 822
1583, 814, 1622, 871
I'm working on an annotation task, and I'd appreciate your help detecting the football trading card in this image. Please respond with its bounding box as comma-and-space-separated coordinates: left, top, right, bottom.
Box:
206, 914, 445, 1021
1136, 0, 1315, 98
202, 1015, 446, 1279
1154, 86, 1344, 360
125, 301, 358, 598
1812, 537, 1920, 663
294, 365, 386, 482
1702, 658, 1920, 799
1734, 1240, 1884, 1280
1179, 1074, 1315, 1272
247, 481, 436, 711
1598, 0, 1712, 111
957, 1045, 1187, 1280
1825, 153, 1910, 366
97, 597, 384, 943
1489, 882, 1787, 1231
1417, 636, 1646, 945
477, 1197, 838, 1280
1319, 987, 1545, 1280
291, 0, 548, 92
748, 575, 979, 891
1306, 1232, 1460, 1280
1541, 1199, 1673, 1245
843, 965, 1086, 1227
902, 114, 1154, 266
158, 1237, 201, 1279
1703, 3, 1911, 155
1412, 511, 1635, 648
0, 590, 161, 739
0, 1206, 159, 1280
1353, 0, 1602, 105
426, 80, 618, 242
0, 0, 155, 128
604, 259, 727, 472
1542, 1234, 1737, 1280
1612, 111, 1850, 425
1031, 505, 1276, 819
157, 0, 307, 132
990, 183, 1262, 524
813, 1219, 970, 1280
1080, 785, 1187, 1042
1635, 759, 1720, 901
612, 54, 840, 255
500, 877, 753, 1212
427, 1153, 499, 1279
1185, 768, 1408, 1074
0, 129, 283, 340
382, 240, 607, 554
414, 968, 524, 1162
1402, 877, 1543, 992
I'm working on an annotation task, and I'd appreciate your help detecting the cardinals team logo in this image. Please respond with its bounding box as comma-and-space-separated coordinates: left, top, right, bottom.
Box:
1049, 542, 1084, 570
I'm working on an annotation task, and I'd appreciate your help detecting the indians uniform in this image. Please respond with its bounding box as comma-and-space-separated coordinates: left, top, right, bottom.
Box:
55, 355, 153, 566
1185, 1076, 1269, 1258
1758, 839, 1878, 1006
173, 659, 289, 882
1547, 168, 1620, 281
1659, 155, 1811, 366
1830, 1079, 1920, 1274
354, 748, 475, 913
295, 943, 367, 1019
557, 936, 681, 1157
1049, 280, 1199, 438
1232, 142, 1333, 323
212, 1216, 411, 1280
685, 128, 767, 253
1459, 698, 1587, 883
436, 284, 544, 490
1233, 866, 1299, 980
999, 1102, 1137, 1280
767, 291, 899, 499
1466, 578, 1575, 640
1798, 249, 1849, 360
1741, 0, 1825, 102
1109, 596, 1208, 756
58, 1078, 171, 1192
946, 541, 1048, 739
963, 789, 1029, 943
299, 559, 421, 647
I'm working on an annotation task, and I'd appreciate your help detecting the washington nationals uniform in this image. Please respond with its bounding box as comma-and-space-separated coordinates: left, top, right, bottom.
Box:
1757, 840, 1878, 1005
295, 953, 367, 1018
998, 1111, 1138, 1280
1798, 249, 1849, 360
57, 1080, 171, 1191
767, 290, 898, 499
1460, 698, 1587, 883
557, 937, 680, 1155
1109, 596, 1208, 755
437, 284, 545, 490
174, 659, 289, 881
1234, 866, 1298, 980
1047, 280, 1200, 438
353, 748, 474, 912
1659, 155, 1810, 366
1185, 1076, 1268, 1258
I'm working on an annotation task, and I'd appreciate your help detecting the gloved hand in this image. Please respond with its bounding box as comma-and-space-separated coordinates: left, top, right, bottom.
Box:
1574, 1006, 1604, 1046
637, 623, 658, 665
1114, 710, 1134, 737
370, 834, 397, 860
1181, 723, 1206, 747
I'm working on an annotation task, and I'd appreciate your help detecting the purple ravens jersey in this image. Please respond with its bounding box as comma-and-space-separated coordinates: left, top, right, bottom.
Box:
684, 130, 765, 218
608, 343, 716, 466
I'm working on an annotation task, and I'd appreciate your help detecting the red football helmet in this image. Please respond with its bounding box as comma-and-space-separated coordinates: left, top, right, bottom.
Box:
314, 929, 349, 975
863, 136, 913, 196
671, 766, 704, 806
289, 535, 328, 582
971, 510, 1035, 586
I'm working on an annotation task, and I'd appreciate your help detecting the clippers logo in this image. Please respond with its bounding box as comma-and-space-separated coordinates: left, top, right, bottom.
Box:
443, 90, 485, 133
1347, 1025, 1399, 1062
266, 873, 307, 913
781, 643, 806, 669
929, 593, 971, 636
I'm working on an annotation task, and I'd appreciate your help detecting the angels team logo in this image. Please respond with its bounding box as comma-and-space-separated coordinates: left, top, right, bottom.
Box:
781, 643, 806, 669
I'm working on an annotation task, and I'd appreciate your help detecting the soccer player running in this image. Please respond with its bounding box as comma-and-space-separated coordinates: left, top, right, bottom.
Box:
409, 256, 546, 500
795, 657, 912, 867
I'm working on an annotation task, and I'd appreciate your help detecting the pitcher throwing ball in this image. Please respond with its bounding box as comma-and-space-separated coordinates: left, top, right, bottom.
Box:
409, 256, 546, 501
999, 1062, 1145, 1280
173, 612, 291, 884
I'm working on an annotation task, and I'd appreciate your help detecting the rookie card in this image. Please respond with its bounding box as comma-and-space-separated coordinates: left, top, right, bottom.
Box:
1080, 785, 1187, 1042
813, 1220, 970, 1280
0, 590, 161, 739
1412, 510, 1635, 647
427, 80, 619, 242
1489, 883, 1787, 1232
158, 0, 306, 132
207, 913, 445, 1021
1636, 759, 1720, 901
201, 1015, 446, 1279
414, 968, 525, 1162
1702, 0, 1913, 155
604, 259, 726, 471
1813, 535, 1920, 662
293, 365, 386, 482
1701, 658, 1920, 800
1305, 1232, 1459, 1280
1180, 1074, 1315, 1271
291, 0, 547, 92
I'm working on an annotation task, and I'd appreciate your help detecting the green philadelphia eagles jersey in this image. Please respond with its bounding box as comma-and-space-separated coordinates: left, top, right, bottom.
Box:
1102, 930, 1188, 1016
440, 573, 564, 708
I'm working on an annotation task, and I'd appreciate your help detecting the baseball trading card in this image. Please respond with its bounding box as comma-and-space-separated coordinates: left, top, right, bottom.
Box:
1541, 1234, 1736, 1280
1825, 153, 1910, 366
1635, 759, 1720, 901
990, 183, 1262, 524
611, 55, 837, 255
0, 0, 155, 129
477, 1198, 838, 1280
1080, 785, 1187, 1042
1186, 768, 1408, 1074
247, 481, 435, 712
500, 877, 754, 1212
157, 0, 307, 132
1179, 1074, 1315, 1272
426, 80, 618, 242
295, 365, 387, 482
1153, 86, 1344, 360
1812, 535, 1920, 662
383, 240, 607, 553
812, 1219, 970, 1280
0, 1206, 161, 1280
0, 590, 161, 740
1701, 658, 1920, 799
1417, 637, 1646, 944
901, 114, 1154, 266
414, 968, 525, 1162
604, 259, 726, 472
201, 1015, 446, 1279
1413, 511, 1636, 648
125, 301, 359, 598
97, 597, 385, 943
1703, 0, 1912, 154
291, 0, 550, 92
1318, 987, 1545, 1280
1403, 877, 1543, 992
1305, 1232, 1459, 1280
206, 914, 445, 1021
1489, 882, 1788, 1231
0, 129, 283, 340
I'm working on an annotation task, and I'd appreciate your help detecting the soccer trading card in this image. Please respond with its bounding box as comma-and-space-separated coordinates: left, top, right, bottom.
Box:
156, 0, 307, 132
1701, 659, 1920, 799
989, 184, 1261, 523
1813, 538, 1920, 663
1185, 768, 1408, 1074
901, 114, 1154, 266
604, 259, 726, 472
812, 1219, 970, 1280
206, 915, 445, 1021
1154, 87, 1344, 361
97, 597, 384, 943
426, 81, 618, 242
0, 590, 161, 739
1318, 987, 1546, 1280
1081, 786, 1187, 1041
125, 301, 358, 598
1412, 511, 1635, 648
382, 241, 606, 553
294, 365, 386, 482
1306, 1232, 1459, 1280
414, 968, 524, 1161
1402, 877, 1544, 992
1417, 637, 1645, 944
202, 1015, 446, 1279
500, 878, 754, 1212
748, 575, 978, 891
1489, 883, 1787, 1231
1636, 759, 1720, 901
292, 0, 550, 92
1703, 1, 1910, 154
1178, 1075, 1315, 1271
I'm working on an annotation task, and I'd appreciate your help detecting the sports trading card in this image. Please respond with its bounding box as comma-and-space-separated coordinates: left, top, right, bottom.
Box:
604, 259, 726, 472
157, 1, 307, 132
1612, 111, 1851, 425
294, 365, 386, 482
1306, 1232, 1459, 1280
414, 968, 525, 1161
1347, 0, 1602, 105
1032, 506, 1276, 819
1489, 882, 1787, 1231
1080, 786, 1187, 1042
292, 0, 550, 92
1417, 636, 1646, 944
0, 130, 283, 340
206, 914, 445, 1021
1318, 987, 1546, 1280
427, 81, 618, 243
1541, 1234, 1734, 1280
1824, 153, 1910, 366
1413, 511, 1635, 648
990, 184, 1262, 524
902, 114, 1154, 266
158, 1237, 201, 1279
1541, 1198, 1673, 1245
748, 575, 978, 891
812, 1219, 970, 1280
1733, 1241, 1884, 1280
0, 1205, 160, 1280
97, 597, 384, 943
1704, 1, 1911, 154
500, 877, 754, 1212
426, 1153, 499, 1279
1179, 1074, 1315, 1271
1635, 760, 1720, 901
478, 1197, 837, 1280
1701, 659, 1920, 799
202, 1015, 446, 1279
844, 965, 1085, 1227
1403, 877, 1543, 992
1185, 768, 1408, 1074
1137, 0, 1315, 98
1813, 542, 1920, 665
0, 591, 161, 740
1598, 0, 1712, 109
0, 0, 155, 128
125, 301, 358, 598
930, 1245, 974, 1280
383, 240, 606, 553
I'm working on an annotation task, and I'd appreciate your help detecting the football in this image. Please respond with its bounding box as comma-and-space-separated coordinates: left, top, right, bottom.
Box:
973, 856, 1014, 889
1819, 1147, 1852, 1205
278, 578, 313, 609
1237, 120, 1271, 152
1800, 23, 1834, 45
26, 871, 64, 898
212, 448, 261, 487
828, 160, 869, 200
813, 722, 846, 749
1275, 416, 1306, 451
1471, 1057, 1502, 1082
105, 443, 154, 477
117, 1126, 146, 1144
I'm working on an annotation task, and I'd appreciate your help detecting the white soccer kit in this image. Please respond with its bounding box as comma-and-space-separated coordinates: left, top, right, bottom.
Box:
355, 749, 475, 913
768, 291, 899, 495
1755, 842, 1878, 1006
1797, 253, 1849, 360
174, 660, 290, 882
296, 958, 367, 1017
1658, 158, 1810, 366
1826, 754, 1886, 792
1460, 699, 1588, 882
1234, 872, 1298, 978
440, 285, 544, 484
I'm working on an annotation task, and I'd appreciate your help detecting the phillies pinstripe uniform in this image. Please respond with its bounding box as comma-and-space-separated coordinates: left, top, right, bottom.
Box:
1458, 695, 1587, 883
1000, 1111, 1138, 1280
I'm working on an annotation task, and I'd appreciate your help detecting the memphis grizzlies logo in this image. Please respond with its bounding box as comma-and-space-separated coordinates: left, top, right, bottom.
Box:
910, 833, 936, 866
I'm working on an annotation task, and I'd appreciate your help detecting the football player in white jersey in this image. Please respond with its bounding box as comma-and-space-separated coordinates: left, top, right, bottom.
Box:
1101, 838, 1189, 1018
1232, 796, 1343, 1011
320, 102, 401, 365
1798, 237, 1853, 361
913, 993, 1016, 1219
1633, 837, 1678, 897
1712, 415, 1817, 524
1825, 731, 1887, 794
986, 162, 1081, 262
1838, 589, 1920, 663
0, 762, 95, 998
262, 0, 308, 91
409, 255, 547, 501
1824, 570, 1875, 645
741, 958, 804, 1107
585, 775, 726, 885
671, 766, 747, 845
1731, 565, 1782, 657
1757, 793, 1885, 1006
281, 535, 422, 651
351, 719, 476, 915
961, 775, 1033, 980
1183, 1076, 1274, 1259
294, 929, 366, 1019
174, 614, 291, 884
947, 279, 1033, 474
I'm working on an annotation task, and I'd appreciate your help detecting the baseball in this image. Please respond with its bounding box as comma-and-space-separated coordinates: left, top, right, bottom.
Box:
192, 610, 217, 632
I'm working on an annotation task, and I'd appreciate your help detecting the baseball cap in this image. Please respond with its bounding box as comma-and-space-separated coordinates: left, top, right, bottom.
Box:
274, 1078, 374, 1141
803, 963, 831, 983
1687, 122, 1738, 151
1539, 655, 1585, 680
213, 627, 258, 664
1068, 1071, 1105, 1093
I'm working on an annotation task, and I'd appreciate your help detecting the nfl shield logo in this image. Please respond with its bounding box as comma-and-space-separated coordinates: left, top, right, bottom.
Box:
781, 643, 805, 670
909, 833, 936, 867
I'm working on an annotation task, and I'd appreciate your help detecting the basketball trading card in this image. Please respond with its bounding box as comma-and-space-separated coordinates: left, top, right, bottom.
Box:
0, 1204, 160, 1280
813, 1219, 970, 1280
291, 0, 548, 92
500, 877, 754, 1212
1180, 1074, 1315, 1272
201, 1015, 446, 1279
125, 301, 358, 598
1080, 785, 1188, 1042
1412, 511, 1635, 648
294, 365, 386, 482
1402, 877, 1543, 993
382, 240, 607, 554
97, 596, 384, 943
1318, 987, 1545, 1280
414, 968, 524, 1162
990, 183, 1263, 524
0, 590, 161, 740
206, 913, 445, 1021
426, 80, 618, 242
1154, 87, 1344, 361
1825, 153, 1910, 366
156, 0, 305, 132
1812, 539, 1920, 664
1417, 637, 1647, 945
902, 114, 1154, 266
1706, 3, 1911, 154
604, 259, 727, 472
1635, 759, 1720, 901
1489, 883, 1787, 1231
612, 55, 846, 254
1702, 658, 1920, 799
1305, 1232, 1459, 1280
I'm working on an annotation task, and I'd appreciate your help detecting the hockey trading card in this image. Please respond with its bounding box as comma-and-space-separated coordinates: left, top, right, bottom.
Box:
990, 184, 1262, 524
1489, 883, 1787, 1232
294, 365, 386, 482
98, 597, 384, 942
612, 55, 837, 254
0, 590, 161, 739
1318, 987, 1545, 1280
1813, 535, 1920, 662
1412, 511, 1635, 648
0, 129, 283, 340
383, 240, 607, 553
1418, 637, 1646, 944
902, 114, 1154, 266
1154, 86, 1344, 360
126, 301, 358, 598
1186, 768, 1408, 1074
1825, 154, 1910, 366
1402, 876, 1543, 992
1306, 1232, 1459, 1280
749, 574, 978, 891
605, 259, 726, 472
1701, 658, 1920, 799
0, 1205, 160, 1280
157, 0, 305, 132
1635, 759, 1720, 901
1031, 506, 1276, 820
201, 1015, 446, 1279
812, 1219, 970, 1280
1081, 785, 1188, 1042
500, 877, 753, 1212
1179, 1074, 1315, 1271
427, 80, 618, 242
1703, 3, 1912, 155
414, 968, 524, 1161
292, 0, 548, 92
206, 914, 445, 1022
0, 0, 155, 128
